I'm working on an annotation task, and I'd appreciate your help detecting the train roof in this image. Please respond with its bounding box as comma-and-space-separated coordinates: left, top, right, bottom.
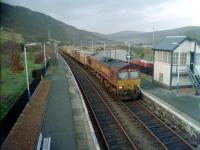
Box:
91, 55, 129, 69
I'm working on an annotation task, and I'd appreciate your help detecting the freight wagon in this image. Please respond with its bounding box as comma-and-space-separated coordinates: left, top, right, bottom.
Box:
131, 59, 153, 76
62, 48, 141, 100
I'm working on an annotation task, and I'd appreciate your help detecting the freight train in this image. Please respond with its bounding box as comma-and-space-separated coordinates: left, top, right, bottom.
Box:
131, 59, 153, 76
62, 48, 141, 100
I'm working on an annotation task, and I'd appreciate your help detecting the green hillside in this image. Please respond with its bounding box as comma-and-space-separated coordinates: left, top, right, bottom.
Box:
1, 2, 199, 45
102, 26, 200, 44
0, 2, 106, 43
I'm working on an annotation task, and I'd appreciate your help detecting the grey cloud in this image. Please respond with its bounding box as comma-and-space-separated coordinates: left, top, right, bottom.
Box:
2, 0, 199, 33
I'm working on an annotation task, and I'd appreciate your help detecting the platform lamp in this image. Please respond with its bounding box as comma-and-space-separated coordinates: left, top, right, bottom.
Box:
52, 40, 60, 61
43, 41, 51, 72
100, 41, 106, 57
103, 41, 106, 57
128, 43, 131, 64
125, 42, 132, 64
23, 42, 38, 102
92, 40, 94, 51
81, 40, 82, 51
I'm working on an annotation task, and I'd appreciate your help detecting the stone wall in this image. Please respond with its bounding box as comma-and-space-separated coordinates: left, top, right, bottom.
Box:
141, 91, 200, 148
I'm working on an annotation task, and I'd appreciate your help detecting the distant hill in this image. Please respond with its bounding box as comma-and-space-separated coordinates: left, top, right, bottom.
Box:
93, 31, 144, 41
0, 2, 106, 43
1, 2, 199, 45
106, 31, 145, 41
100, 26, 200, 44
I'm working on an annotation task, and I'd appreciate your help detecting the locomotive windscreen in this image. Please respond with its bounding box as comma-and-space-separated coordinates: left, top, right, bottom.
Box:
118, 71, 139, 80
130, 71, 139, 79
118, 72, 129, 79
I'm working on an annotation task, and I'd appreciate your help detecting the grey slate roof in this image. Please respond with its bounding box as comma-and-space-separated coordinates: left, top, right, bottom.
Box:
152, 36, 188, 51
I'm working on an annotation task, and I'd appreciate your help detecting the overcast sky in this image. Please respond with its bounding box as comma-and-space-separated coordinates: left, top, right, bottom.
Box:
3, 0, 200, 34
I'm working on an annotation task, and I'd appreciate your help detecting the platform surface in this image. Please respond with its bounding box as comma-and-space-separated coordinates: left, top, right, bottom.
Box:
41, 57, 99, 150
141, 79, 200, 123
41, 61, 77, 150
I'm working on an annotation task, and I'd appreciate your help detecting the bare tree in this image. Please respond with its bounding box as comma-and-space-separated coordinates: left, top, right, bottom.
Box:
1, 41, 24, 73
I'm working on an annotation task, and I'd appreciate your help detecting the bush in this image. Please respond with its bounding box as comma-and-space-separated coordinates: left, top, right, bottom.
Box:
34, 52, 44, 64
10, 51, 24, 73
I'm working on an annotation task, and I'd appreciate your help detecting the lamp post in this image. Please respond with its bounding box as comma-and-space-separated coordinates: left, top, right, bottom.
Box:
53, 41, 58, 60
43, 43, 46, 70
125, 42, 131, 64
43, 41, 51, 72
24, 43, 37, 102
153, 25, 155, 46
103, 41, 105, 57
81, 41, 82, 51
128, 43, 131, 63
92, 40, 94, 51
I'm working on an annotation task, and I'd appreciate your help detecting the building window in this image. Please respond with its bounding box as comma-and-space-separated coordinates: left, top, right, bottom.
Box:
173, 53, 178, 64
163, 52, 167, 63
167, 53, 171, 63
180, 53, 187, 65
159, 73, 163, 83
155, 51, 171, 63
196, 54, 200, 64
173, 52, 187, 65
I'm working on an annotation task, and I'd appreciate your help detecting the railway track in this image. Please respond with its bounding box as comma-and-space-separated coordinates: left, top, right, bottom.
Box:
125, 100, 194, 150
61, 52, 194, 150
62, 53, 136, 149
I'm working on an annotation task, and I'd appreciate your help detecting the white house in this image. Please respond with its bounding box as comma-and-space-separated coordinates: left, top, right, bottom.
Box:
152, 36, 200, 93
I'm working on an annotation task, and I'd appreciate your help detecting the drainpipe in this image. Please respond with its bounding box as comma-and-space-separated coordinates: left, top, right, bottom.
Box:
92, 40, 93, 51
152, 50, 155, 82
104, 41, 105, 57
170, 52, 173, 88
176, 48, 181, 96
194, 41, 196, 70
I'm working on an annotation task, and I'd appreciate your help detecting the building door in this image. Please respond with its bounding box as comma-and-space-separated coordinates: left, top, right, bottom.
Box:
190, 52, 194, 72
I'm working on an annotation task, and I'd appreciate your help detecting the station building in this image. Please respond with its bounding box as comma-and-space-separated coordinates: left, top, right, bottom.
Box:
152, 36, 200, 91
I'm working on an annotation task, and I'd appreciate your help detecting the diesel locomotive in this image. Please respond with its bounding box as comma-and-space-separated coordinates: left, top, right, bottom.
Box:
62, 47, 141, 100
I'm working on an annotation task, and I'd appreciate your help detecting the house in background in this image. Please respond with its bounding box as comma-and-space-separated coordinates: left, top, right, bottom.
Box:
152, 36, 200, 94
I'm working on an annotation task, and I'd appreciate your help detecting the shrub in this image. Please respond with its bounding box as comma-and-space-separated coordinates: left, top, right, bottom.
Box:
10, 51, 24, 73
34, 52, 44, 64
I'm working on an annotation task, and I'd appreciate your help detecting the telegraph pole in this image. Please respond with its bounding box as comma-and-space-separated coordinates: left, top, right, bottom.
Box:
153, 25, 155, 46
92, 40, 94, 51
81, 41, 82, 51
128, 43, 131, 63
103, 41, 105, 57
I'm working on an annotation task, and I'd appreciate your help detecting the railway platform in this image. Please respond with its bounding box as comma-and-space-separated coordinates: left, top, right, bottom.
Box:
41, 55, 99, 150
1, 56, 99, 150
141, 79, 200, 123
141, 79, 200, 145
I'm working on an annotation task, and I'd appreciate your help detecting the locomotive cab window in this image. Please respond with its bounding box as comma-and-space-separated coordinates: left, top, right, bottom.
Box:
130, 71, 139, 79
118, 72, 128, 80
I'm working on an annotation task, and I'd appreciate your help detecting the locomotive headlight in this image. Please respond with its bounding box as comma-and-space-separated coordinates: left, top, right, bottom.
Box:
118, 86, 123, 89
